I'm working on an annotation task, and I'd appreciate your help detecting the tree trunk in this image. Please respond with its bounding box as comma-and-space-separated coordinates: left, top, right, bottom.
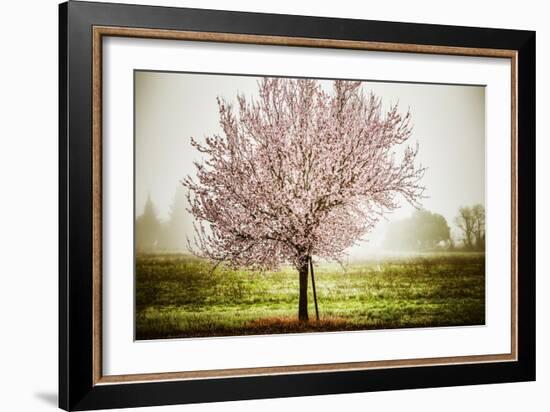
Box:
298, 261, 309, 322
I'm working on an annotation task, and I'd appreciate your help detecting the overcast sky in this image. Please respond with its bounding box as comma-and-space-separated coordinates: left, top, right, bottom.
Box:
135, 71, 485, 254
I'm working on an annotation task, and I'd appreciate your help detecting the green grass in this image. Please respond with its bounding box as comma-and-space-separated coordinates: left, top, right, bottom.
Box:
135, 252, 485, 340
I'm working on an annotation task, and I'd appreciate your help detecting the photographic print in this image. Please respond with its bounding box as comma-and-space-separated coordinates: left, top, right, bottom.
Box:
134, 71, 486, 340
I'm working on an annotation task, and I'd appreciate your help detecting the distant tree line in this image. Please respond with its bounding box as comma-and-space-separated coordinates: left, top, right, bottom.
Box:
137, 190, 485, 254
383, 204, 485, 252
135, 187, 193, 253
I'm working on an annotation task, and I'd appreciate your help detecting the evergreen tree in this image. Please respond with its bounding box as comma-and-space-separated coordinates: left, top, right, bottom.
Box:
136, 194, 161, 252
159, 186, 194, 251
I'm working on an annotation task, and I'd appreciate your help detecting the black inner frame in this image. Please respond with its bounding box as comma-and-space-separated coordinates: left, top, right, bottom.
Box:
59, 1, 535, 411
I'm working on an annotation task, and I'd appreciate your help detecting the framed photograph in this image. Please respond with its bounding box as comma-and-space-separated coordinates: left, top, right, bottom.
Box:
59, 1, 536, 410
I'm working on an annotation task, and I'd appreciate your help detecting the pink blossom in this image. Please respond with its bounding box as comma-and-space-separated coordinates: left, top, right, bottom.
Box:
183, 78, 425, 272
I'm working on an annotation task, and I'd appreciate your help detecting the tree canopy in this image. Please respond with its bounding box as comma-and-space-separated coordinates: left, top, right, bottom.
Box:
184, 78, 425, 270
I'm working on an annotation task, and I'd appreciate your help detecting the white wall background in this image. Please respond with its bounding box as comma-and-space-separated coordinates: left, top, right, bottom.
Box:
0, 0, 546, 411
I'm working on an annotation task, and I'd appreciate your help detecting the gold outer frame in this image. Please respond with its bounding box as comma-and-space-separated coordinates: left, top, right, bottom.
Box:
92, 26, 518, 385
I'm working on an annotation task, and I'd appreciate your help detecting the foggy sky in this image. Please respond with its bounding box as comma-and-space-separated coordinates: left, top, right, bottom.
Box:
135, 71, 485, 254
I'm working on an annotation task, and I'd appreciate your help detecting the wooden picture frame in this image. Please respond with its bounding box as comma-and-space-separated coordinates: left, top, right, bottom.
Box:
59, 1, 535, 410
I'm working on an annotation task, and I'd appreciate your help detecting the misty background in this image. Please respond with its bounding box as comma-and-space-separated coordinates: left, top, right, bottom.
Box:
134, 71, 485, 258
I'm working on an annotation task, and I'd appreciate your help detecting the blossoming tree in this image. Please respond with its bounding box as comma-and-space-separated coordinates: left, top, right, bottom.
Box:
183, 78, 425, 322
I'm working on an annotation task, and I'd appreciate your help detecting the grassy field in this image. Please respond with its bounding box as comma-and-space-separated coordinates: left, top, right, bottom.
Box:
135, 252, 485, 340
